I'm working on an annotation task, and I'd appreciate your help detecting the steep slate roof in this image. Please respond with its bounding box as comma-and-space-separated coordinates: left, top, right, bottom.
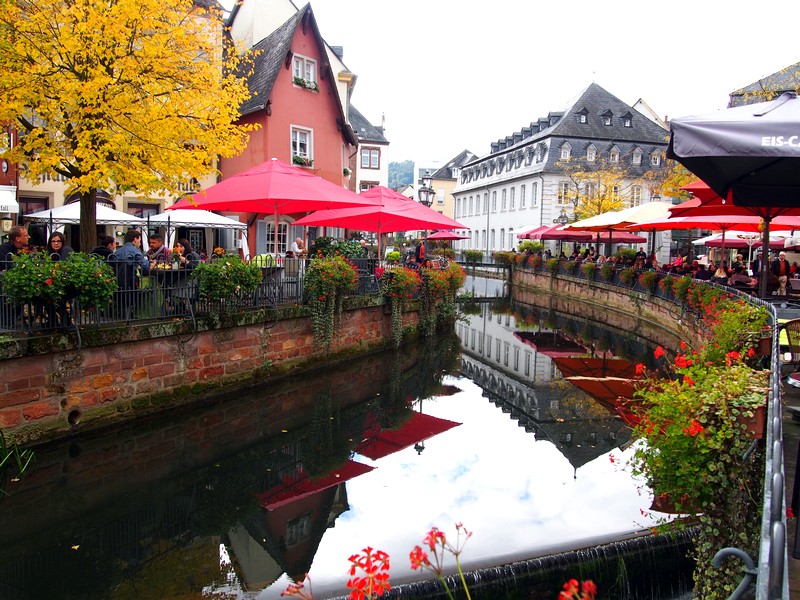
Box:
348, 105, 389, 144
431, 149, 476, 180
728, 62, 800, 107
237, 4, 357, 145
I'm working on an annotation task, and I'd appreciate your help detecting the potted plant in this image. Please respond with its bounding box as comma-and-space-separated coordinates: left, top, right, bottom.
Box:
637, 270, 657, 293
303, 255, 359, 349
545, 257, 560, 275
580, 262, 597, 280
381, 266, 420, 347
192, 253, 262, 312
599, 262, 615, 282
563, 260, 579, 275
618, 266, 637, 285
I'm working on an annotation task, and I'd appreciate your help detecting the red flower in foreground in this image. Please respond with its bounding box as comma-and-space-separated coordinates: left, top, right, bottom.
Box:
347, 547, 391, 600
654, 346, 665, 359
635, 363, 646, 375
559, 578, 597, 600
682, 419, 704, 437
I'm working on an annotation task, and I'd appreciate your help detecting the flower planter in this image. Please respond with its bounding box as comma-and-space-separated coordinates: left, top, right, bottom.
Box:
740, 403, 766, 439
756, 335, 772, 357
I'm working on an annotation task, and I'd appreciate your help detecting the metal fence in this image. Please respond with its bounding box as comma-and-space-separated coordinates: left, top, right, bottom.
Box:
0, 256, 383, 335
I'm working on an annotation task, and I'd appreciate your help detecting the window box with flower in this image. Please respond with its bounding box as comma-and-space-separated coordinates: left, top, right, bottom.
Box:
292, 76, 319, 92
292, 155, 314, 168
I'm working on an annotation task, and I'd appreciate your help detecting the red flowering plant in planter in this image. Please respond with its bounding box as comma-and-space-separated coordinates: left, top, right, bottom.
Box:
628, 294, 770, 598
380, 266, 421, 347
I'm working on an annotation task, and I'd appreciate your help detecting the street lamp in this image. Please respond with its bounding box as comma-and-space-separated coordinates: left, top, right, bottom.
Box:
417, 173, 434, 260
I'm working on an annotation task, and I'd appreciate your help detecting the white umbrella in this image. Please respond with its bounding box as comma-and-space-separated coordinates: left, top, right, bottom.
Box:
24, 203, 145, 240
152, 209, 248, 250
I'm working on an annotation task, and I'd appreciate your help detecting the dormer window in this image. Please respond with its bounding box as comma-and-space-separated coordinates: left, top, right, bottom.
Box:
609, 145, 620, 163
560, 142, 572, 161
622, 112, 633, 127
650, 152, 661, 167
632, 148, 642, 165
577, 108, 589, 124
535, 144, 544, 162
586, 144, 596, 163
602, 110, 613, 126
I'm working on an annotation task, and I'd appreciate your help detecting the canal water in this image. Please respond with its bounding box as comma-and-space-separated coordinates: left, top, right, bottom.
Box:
0, 294, 693, 599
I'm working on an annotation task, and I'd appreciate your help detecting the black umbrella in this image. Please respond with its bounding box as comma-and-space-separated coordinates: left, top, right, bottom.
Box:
667, 92, 800, 296
667, 92, 800, 209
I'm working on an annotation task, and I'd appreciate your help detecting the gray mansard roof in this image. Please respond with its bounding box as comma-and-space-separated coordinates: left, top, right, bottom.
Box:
348, 105, 389, 145
431, 149, 476, 180
457, 83, 669, 188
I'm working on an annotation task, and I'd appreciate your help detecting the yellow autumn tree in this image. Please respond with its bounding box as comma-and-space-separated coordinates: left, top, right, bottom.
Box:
0, 0, 257, 250
556, 158, 633, 220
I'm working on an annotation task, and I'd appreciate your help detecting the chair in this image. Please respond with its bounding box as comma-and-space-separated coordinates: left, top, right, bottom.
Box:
781, 318, 800, 388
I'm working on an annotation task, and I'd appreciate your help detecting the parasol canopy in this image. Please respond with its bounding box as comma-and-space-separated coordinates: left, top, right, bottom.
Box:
25, 203, 145, 227
427, 230, 471, 241
513, 331, 587, 358
293, 185, 467, 255
552, 355, 637, 379
667, 92, 800, 209
170, 158, 377, 255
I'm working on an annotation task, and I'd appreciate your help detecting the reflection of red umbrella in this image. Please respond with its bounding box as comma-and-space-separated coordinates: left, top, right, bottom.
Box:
257, 459, 374, 510
565, 375, 636, 402
355, 411, 461, 460
513, 331, 586, 358
517, 224, 646, 244
293, 186, 467, 256
427, 230, 470, 241
171, 158, 377, 254
552, 356, 636, 379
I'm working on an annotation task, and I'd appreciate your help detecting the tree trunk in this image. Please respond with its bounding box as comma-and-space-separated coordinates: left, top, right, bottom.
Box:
79, 189, 98, 252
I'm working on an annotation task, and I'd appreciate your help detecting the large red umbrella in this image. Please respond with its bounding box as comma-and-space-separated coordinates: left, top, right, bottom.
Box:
293, 185, 467, 255
170, 158, 378, 254
667, 180, 800, 294
552, 355, 637, 379
513, 331, 587, 358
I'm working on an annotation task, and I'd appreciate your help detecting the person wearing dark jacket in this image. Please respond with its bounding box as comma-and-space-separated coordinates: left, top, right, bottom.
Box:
0, 225, 30, 271
45, 232, 74, 261
90, 235, 116, 259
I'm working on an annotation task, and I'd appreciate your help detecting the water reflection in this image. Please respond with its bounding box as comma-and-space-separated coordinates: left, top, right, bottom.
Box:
0, 299, 679, 599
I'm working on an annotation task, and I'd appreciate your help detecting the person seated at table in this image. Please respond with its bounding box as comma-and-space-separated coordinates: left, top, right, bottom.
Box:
113, 229, 149, 286
711, 262, 730, 284
729, 265, 757, 288
90, 235, 116, 259
694, 263, 712, 281
174, 238, 200, 270
0, 226, 30, 271
147, 234, 169, 264
46, 232, 73, 261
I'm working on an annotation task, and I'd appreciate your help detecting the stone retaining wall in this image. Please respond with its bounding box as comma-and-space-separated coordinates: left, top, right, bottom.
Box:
0, 300, 418, 443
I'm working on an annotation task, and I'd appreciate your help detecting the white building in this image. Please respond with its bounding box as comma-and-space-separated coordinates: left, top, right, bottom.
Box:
453, 83, 671, 260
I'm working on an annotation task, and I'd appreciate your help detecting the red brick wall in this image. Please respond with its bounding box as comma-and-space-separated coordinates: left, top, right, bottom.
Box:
0, 305, 417, 442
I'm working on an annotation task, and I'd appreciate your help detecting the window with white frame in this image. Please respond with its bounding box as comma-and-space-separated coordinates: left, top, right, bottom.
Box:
585, 182, 596, 199
360, 147, 380, 169
490, 229, 496, 249
292, 55, 317, 84
623, 115, 632, 127
650, 152, 661, 166
501, 189, 507, 211
491, 191, 497, 211
520, 185, 526, 208
586, 144, 596, 162
531, 182, 538, 207
632, 148, 642, 165
611, 185, 619, 201
291, 126, 312, 161
631, 185, 642, 206
481, 230, 486, 248
560, 143, 571, 160
602, 111, 613, 126
609, 146, 620, 163
500, 228, 505, 247
509, 231, 515, 248
557, 182, 570, 205
510, 187, 515, 210
360, 181, 378, 192
483, 193, 489, 213
436, 188, 444, 205
468, 196, 473, 215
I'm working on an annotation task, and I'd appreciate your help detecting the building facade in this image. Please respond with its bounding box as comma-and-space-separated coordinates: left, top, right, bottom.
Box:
452, 83, 670, 257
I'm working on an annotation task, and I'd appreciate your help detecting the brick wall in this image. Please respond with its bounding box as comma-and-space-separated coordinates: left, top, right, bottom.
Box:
0, 304, 418, 443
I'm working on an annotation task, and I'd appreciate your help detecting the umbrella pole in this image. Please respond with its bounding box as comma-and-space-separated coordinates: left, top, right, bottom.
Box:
274, 212, 279, 262
760, 217, 772, 297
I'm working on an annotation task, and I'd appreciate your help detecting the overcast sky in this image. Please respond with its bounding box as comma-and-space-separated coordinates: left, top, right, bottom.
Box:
224, 0, 800, 165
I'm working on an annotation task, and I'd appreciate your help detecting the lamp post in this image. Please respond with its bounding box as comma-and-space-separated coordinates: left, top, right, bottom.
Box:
418, 173, 434, 261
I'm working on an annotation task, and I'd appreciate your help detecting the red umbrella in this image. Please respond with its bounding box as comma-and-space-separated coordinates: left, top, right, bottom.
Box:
565, 376, 636, 402
668, 180, 800, 294
293, 185, 467, 256
427, 230, 470, 241
170, 158, 378, 254
517, 224, 646, 245
355, 411, 461, 460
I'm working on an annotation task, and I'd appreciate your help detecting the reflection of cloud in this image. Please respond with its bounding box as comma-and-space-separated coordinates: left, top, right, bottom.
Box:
255, 376, 659, 599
